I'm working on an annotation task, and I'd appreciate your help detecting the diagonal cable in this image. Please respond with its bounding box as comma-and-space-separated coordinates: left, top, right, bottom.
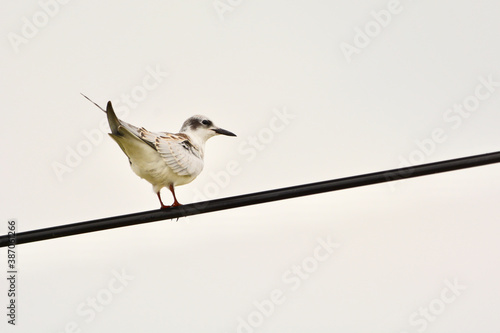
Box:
1, 151, 500, 247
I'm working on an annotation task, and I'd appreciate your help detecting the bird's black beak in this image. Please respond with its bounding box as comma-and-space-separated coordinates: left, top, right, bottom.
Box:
213, 128, 237, 137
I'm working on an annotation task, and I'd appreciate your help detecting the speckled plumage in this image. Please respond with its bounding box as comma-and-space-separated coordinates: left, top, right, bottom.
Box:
82, 94, 236, 208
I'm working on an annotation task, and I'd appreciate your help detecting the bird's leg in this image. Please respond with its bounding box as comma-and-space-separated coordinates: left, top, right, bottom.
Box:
157, 192, 170, 209
169, 184, 182, 207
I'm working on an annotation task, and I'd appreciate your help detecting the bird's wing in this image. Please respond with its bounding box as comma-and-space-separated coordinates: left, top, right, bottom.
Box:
154, 133, 204, 177
120, 122, 157, 150
103, 101, 202, 177
111, 124, 203, 177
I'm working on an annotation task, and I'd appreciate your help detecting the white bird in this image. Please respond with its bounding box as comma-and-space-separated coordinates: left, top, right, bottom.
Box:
82, 94, 236, 209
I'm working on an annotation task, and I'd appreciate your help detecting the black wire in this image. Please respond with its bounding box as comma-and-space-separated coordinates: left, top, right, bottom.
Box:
1, 151, 500, 248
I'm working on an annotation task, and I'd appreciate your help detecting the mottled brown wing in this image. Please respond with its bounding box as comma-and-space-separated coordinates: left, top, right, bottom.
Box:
154, 133, 204, 177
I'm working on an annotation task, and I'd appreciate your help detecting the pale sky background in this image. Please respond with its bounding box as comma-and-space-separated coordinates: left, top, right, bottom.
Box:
1, 1, 500, 332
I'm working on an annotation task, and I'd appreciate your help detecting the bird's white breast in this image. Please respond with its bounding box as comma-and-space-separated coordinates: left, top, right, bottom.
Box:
126, 142, 202, 193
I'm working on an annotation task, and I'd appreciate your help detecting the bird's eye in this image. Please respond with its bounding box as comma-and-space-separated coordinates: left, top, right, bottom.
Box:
202, 119, 210, 126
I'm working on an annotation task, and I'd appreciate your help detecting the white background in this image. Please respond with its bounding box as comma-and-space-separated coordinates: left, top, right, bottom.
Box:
1, 1, 500, 332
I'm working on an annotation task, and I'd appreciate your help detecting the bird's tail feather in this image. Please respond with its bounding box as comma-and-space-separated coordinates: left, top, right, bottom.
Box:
81, 93, 122, 136
80, 93, 106, 113
106, 101, 122, 136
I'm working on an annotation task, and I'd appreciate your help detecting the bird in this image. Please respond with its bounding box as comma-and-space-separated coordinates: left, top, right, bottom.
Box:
81, 94, 236, 209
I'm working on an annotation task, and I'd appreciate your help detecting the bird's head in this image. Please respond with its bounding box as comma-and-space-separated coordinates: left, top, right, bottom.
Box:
180, 115, 236, 143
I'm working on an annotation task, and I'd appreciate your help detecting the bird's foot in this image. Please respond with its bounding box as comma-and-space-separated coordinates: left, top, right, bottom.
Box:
160, 202, 182, 209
